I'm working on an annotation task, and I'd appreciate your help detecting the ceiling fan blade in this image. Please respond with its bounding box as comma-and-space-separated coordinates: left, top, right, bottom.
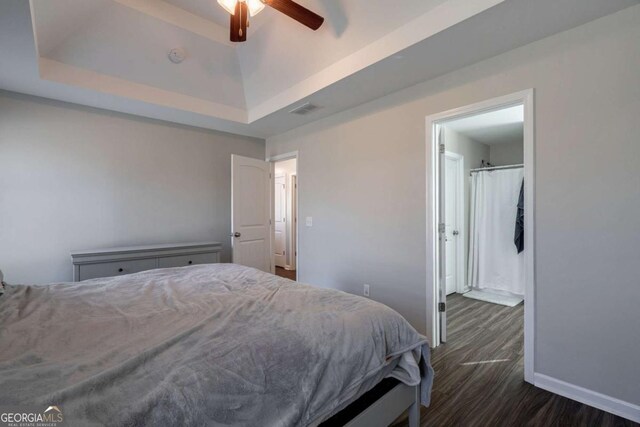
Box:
230, 1, 248, 42
264, 0, 324, 30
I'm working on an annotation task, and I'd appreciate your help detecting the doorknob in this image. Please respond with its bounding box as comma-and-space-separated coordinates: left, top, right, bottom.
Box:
231, 232, 241, 238
452, 230, 459, 236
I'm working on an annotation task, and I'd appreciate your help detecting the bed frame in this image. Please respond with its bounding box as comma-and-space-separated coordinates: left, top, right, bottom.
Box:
320, 379, 420, 427
345, 382, 420, 427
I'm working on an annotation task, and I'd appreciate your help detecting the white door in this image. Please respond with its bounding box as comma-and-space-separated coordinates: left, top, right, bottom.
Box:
231, 155, 272, 273
444, 153, 462, 295
274, 174, 286, 267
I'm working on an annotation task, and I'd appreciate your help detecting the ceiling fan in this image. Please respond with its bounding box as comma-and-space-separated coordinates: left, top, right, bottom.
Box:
217, 0, 324, 42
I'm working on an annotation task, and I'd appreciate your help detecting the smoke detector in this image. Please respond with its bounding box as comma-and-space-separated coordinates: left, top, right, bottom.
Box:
168, 48, 187, 64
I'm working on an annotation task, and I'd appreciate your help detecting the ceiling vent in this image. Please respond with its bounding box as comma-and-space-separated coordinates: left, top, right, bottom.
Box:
289, 102, 321, 115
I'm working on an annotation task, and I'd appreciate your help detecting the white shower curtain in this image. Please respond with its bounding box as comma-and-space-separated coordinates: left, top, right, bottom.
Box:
468, 168, 525, 296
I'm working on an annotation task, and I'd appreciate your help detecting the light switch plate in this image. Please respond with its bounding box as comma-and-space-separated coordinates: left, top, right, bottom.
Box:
305, 217, 313, 227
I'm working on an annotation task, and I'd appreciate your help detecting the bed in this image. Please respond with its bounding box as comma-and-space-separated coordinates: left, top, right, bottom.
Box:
0, 264, 433, 426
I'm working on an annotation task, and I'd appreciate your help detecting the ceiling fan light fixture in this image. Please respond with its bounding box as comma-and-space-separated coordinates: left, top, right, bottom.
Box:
218, 0, 265, 16
246, 0, 265, 16
223, 0, 323, 42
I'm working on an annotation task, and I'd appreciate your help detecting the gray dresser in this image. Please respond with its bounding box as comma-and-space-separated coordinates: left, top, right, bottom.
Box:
71, 242, 222, 282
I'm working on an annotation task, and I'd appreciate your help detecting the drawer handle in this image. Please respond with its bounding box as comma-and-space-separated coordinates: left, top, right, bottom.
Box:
118, 268, 124, 273
188, 261, 193, 265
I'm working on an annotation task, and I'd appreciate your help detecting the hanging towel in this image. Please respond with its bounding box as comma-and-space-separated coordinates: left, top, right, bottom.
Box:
514, 179, 524, 253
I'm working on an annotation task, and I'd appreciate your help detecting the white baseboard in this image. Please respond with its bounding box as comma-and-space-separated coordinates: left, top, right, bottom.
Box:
534, 373, 640, 423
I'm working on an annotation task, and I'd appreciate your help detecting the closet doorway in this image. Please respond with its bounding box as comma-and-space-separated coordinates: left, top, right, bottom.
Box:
270, 153, 298, 281
426, 90, 535, 383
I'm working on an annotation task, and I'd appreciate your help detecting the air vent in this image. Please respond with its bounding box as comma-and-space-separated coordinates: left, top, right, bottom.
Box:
289, 102, 321, 115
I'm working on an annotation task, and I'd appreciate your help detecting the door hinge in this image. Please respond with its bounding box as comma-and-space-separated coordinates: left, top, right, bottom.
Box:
439, 144, 445, 154
439, 302, 446, 312
283, 250, 285, 255
269, 219, 272, 225
438, 223, 446, 233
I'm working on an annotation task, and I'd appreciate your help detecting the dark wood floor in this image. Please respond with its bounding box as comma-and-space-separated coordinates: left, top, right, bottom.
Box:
393, 294, 637, 427
275, 266, 296, 280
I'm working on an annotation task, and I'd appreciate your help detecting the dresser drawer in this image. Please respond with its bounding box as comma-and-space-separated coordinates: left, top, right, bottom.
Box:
71, 242, 222, 282
157, 252, 218, 268
79, 258, 158, 281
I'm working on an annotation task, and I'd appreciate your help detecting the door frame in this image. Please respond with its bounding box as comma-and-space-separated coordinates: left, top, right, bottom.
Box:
273, 172, 287, 268
289, 174, 298, 271
266, 151, 299, 280
444, 151, 466, 294
425, 89, 535, 384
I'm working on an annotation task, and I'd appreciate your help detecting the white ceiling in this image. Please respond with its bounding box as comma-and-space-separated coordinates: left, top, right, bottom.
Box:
0, 0, 638, 138
234, 0, 449, 108
164, 0, 233, 26
445, 105, 523, 145
45, 1, 246, 108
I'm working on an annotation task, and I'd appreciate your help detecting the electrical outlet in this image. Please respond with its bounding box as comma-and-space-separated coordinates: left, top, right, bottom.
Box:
363, 284, 370, 297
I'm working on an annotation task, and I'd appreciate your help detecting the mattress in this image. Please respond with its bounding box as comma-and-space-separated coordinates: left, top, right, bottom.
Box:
0, 263, 433, 426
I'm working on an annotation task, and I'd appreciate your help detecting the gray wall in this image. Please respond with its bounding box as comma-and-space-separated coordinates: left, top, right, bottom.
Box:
267, 6, 640, 406
0, 92, 264, 284
443, 127, 489, 287
490, 141, 524, 166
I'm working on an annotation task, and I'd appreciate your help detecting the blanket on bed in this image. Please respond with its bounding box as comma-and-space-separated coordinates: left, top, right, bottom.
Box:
0, 264, 433, 426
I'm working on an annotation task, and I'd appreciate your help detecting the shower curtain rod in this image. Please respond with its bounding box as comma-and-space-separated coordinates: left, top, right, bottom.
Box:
469, 164, 524, 174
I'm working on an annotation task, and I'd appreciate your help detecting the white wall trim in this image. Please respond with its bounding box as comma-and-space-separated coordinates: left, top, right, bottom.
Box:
534, 374, 640, 423
288, 173, 297, 271
273, 172, 287, 269
269, 161, 275, 274
266, 151, 298, 162
39, 58, 247, 123
425, 89, 535, 384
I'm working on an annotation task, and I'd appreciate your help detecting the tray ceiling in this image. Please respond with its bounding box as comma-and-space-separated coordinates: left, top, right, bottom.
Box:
1, 0, 637, 137
28, 0, 454, 122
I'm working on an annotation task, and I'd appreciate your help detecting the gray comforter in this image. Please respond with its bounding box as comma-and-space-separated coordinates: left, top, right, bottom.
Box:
0, 264, 433, 426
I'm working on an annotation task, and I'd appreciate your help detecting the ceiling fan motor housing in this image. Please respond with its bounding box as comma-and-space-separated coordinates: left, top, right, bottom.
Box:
226, 0, 324, 42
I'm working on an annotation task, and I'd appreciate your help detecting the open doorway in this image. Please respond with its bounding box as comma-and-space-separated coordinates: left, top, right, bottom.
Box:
273, 157, 298, 281
426, 90, 535, 383
443, 105, 525, 304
